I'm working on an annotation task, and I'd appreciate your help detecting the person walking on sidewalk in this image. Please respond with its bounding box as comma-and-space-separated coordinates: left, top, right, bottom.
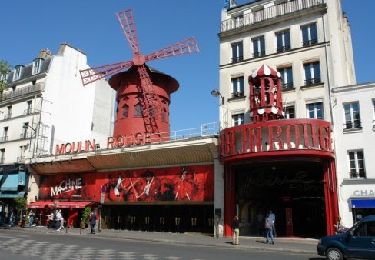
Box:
265, 215, 275, 244
232, 215, 240, 245
89, 210, 96, 234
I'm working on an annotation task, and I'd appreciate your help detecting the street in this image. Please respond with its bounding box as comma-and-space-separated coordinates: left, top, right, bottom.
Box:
0, 229, 324, 260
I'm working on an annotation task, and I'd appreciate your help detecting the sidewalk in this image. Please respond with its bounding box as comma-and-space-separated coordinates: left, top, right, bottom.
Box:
13, 226, 318, 255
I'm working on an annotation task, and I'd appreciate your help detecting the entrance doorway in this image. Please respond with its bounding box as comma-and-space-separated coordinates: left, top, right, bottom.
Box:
235, 161, 326, 238
102, 204, 214, 234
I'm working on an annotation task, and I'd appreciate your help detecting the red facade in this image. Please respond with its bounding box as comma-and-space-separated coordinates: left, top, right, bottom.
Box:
38, 165, 214, 204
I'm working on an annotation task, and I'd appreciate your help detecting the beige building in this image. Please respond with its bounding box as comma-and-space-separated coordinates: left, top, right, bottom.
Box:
218, 0, 356, 127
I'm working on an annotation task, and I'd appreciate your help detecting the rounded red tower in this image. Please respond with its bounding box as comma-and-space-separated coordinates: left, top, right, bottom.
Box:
108, 65, 179, 140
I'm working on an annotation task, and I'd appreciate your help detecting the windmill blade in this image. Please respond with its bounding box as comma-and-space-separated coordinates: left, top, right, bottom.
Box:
80, 60, 133, 86
144, 37, 199, 62
137, 65, 156, 96
116, 9, 140, 55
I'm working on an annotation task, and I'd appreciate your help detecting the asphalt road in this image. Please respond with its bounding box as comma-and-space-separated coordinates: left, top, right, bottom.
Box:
0, 229, 325, 260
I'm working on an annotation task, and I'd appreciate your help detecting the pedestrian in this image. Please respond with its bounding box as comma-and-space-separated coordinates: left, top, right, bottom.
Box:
89, 210, 96, 234
268, 210, 276, 237
28, 210, 35, 227
56, 209, 64, 231
265, 214, 275, 244
232, 215, 240, 245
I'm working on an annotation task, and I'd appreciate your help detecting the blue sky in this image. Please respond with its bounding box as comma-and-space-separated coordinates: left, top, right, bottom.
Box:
0, 0, 374, 131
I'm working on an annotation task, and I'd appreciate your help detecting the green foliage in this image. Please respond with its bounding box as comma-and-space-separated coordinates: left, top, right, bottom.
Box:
81, 207, 91, 228
0, 60, 10, 93
14, 197, 27, 212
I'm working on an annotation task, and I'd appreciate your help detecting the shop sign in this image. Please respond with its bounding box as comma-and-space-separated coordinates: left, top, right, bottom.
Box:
352, 189, 375, 197
55, 132, 157, 155
51, 177, 82, 197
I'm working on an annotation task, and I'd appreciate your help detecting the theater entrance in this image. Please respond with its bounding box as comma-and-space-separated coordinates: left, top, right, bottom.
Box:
101, 204, 214, 234
235, 161, 326, 238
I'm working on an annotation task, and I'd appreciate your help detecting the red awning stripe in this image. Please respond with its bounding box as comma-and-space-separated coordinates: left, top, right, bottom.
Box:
28, 201, 55, 209
28, 201, 94, 209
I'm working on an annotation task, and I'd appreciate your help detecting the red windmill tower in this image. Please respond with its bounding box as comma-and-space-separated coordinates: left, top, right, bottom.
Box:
80, 9, 199, 141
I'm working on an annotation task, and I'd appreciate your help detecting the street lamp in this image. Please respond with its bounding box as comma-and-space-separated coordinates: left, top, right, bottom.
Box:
210, 89, 224, 105
211, 89, 230, 129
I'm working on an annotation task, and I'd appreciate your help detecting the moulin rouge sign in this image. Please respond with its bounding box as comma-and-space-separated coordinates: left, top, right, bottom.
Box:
55, 133, 160, 155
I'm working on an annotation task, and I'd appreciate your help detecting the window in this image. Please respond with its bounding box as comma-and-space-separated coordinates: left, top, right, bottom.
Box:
19, 145, 28, 161
285, 105, 295, 119
343, 102, 361, 129
1, 127, 8, 142
278, 67, 293, 90
372, 99, 375, 125
161, 108, 168, 123
122, 104, 129, 118
306, 102, 324, 119
32, 58, 43, 75
232, 113, 244, 126
252, 36, 265, 58
0, 149, 5, 163
22, 122, 29, 138
234, 14, 244, 28
231, 76, 244, 97
134, 103, 143, 117
301, 23, 317, 46
26, 100, 32, 115
6, 105, 12, 119
276, 30, 290, 53
231, 41, 243, 63
14, 65, 23, 81
304, 62, 321, 86
349, 150, 365, 178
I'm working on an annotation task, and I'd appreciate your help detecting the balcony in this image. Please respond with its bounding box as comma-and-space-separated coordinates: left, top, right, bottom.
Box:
302, 78, 322, 88
232, 56, 244, 63
343, 120, 362, 131
253, 51, 266, 58
282, 82, 294, 91
220, 118, 333, 160
0, 136, 8, 143
0, 82, 45, 103
302, 39, 318, 47
276, 45, 291, 53
221, 0, 325, 33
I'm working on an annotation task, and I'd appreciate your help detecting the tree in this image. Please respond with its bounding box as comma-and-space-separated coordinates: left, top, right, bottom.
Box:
0, 60, 11, 93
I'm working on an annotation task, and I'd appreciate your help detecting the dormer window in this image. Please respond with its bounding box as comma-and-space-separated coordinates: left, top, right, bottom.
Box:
32, 58, 43, 75
0, 73, 7, 82
13, 65, 24, 81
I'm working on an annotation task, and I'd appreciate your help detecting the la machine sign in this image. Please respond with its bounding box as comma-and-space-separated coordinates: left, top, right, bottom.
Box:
55, 132, 162, 155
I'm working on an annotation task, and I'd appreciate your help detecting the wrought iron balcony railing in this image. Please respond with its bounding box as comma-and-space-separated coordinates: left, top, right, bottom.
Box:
0, 82, 45, 103
221, 0, 325, 33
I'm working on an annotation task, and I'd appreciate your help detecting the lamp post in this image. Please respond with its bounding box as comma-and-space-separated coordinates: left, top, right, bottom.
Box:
211, 89, 229, 130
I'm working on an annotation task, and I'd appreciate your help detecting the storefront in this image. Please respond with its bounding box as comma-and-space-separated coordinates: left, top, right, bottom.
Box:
0, 164, 28, 225
28, 137, 219, 233
339, 185, 375, 227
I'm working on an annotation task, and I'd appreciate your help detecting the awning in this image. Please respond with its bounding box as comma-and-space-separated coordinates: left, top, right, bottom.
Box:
0, 174, 19, 191
56, 201, 94, 209
351, 198, 375, 209
28, 201, 55, 209
0, 192, 25, 198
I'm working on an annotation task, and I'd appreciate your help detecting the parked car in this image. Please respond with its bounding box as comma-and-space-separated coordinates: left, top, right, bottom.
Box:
317, 215, 375, 260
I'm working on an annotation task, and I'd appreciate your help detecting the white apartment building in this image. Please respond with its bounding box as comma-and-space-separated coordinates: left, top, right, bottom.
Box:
219, 0, 356, 127
332, 83, 375, 227
0, 43, 115, 214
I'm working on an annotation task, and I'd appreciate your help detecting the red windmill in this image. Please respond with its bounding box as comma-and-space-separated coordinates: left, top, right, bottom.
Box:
80, 9, 199, 140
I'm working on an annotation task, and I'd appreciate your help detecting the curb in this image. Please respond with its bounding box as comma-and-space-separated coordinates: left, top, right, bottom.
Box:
7, 227, 317, 255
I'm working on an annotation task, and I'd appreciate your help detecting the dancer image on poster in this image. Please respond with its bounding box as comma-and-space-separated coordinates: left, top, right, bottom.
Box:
137, 171, 160, 201
175, 167, 196, 201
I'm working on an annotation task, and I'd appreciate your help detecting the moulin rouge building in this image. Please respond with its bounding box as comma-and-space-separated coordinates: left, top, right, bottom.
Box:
220, 65, 338, 237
